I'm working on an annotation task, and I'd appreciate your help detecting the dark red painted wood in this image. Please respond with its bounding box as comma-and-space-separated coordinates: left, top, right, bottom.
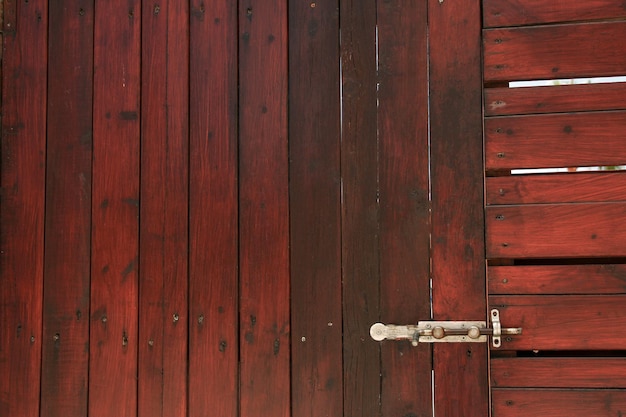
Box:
489, 295, 626, 350
492, 358, 626, 388
486, 172, 626, 205
377, 1, 432, 416
0, 1, 47, 415
485, 111, 626, 170
492, 389, 626, 417
485, 83, 626, 116
487, 203, 626, 258
139, 2, 189, 416
429, 1, 488, 416
238, 2, 290, 416
289, 1, 343, 416
483, 0, 626, 28
89, 2, 141, 416
188, 1, 239, 416
340, 0, 381, 415
489, 265, 626, 295
484, 21, 626, 82
41, 2, 92, 416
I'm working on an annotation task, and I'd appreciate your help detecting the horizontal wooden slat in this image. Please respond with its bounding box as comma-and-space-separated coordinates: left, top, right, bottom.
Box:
483, 0, 626, 28
489, 295, 626, 350
484, 83, 626, 116
485, 111, 626, 170
492, 389, 626, 417
487, 203, 626, 258
488, 265, 626, 295
492, 358, 626, 388
484, 21, 626, 82
486, 172, 626, 205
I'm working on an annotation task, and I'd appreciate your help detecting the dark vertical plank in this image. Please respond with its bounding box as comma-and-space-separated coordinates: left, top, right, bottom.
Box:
0, 0, 47, 416
377, 1, 432, 416
289, 1, 343, 416
429, 0, 488, 416
41, 2, 93, 417
139, 1, 188, 416
188, 0, 239, 415
89, 2, 141, 416
340, 0, 380, 415
238, 1, 290, 416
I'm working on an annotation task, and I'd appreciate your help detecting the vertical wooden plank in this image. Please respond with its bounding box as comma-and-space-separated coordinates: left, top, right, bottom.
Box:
188, 0, 239, 415
429, 0, 488, 416
89, 1, 141, 416
238, 1, 290, 416
377, 1, 432, 416
289, 1, 342, 416
340, 0, 380, 415
40, 2, 93, 417
139, 1, 188, 416
0, 0, 47, 416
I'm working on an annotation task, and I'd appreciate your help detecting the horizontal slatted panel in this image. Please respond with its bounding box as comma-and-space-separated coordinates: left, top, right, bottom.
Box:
483, 0, 626, 28
486, 172, 626, 205
487, 203, 626, 258
484, 83, 626, 116
485, 111, 626, 170
489, 295, 626, 350
488, 265, 626, 295
492, 358, 626, 388
492, 390, 626, 417
484, 21, 626, 82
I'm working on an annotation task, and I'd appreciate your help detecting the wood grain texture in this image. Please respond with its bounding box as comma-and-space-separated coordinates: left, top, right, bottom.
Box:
0, 0, 47, 416
41, 2, 92, 416
484, 21, 626, 82
492, 358, 626, 388
238, 1, 290, 416
188, 1, 239, 416
484, 83, 626, 116
289, 1, 343, 416
488, 265, 626, 295
486, 172, 626, 205
485, 111, 626, 170
483, 0, 626, 28
486, 203, 626, 258
139, 2, 189, 416
492, 389, 626, 417
89, 2, 141, 416
489, 295, 626, 350
377, 1, 432, 416
429, 0, 488, 416
340, 0, 381, 415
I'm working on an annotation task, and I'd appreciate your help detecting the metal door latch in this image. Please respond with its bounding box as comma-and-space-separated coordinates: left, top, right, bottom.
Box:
369, 309, 521, 348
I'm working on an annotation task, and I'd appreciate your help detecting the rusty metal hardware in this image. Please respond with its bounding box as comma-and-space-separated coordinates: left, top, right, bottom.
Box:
369, 309, 521, 348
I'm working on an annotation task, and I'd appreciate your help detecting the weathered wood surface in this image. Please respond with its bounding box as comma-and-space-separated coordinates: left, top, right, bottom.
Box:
41, 2, 92, 416
492, 358, 626, 388
492, 389, 626, 417
487, 203, 626, 258
430, 0, 488, 416
139, 1, 189, 416
483, 0, 626, 28
485, 111, 626, 170
238, 1, 291, 416
188, 1, 239, 416
484, 21, 626, 81
89, 2, 141, 416
486, 172, 626, 205
489, 295, 626, 350
485, 83, 626, 116
488, 265, 626, 295
0, 1, 47, 416
378, 1, 432, 415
